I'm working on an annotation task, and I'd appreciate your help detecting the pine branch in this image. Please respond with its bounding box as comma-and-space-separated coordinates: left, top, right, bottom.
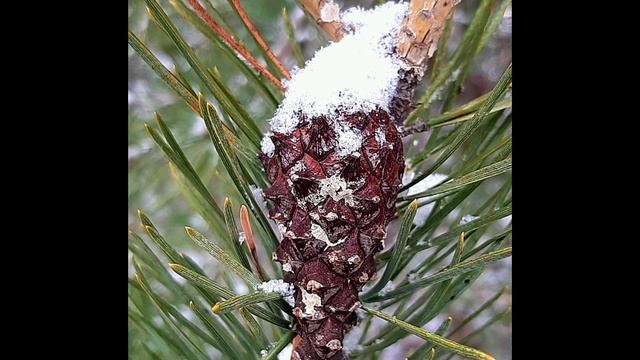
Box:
186, 0, 286, 91
396, 0, 459, 73
390, 0, 460, 124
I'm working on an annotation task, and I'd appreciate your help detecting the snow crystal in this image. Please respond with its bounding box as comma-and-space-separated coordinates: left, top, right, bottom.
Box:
261, 135, 275, 157
326, 212, 338, 221
375, 128, 386, 145
289, 160, 306, 180
311, 223, 346, 248
306, 280, 324, 290
407, 173, 448, 226
336, 126, 363, 157
290, 160, 306, 174
326, 339, 343, 351
256, 279, 296, 307
277, 343, 293, 360
320, 0, 341, 22
301, 288, 323, 316
460, 214, 480, 225
238, 231, 246, 244
313, 175, 358, 207
310, 223, 330, 243
264, 2, 409, 157
348, 255, 361, 265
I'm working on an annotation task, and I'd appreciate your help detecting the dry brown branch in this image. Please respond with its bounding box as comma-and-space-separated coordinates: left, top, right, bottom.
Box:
396, 0, 459, 72
230, 0, 291, 80
299, 0, 347, 42
186, 0, 285, 91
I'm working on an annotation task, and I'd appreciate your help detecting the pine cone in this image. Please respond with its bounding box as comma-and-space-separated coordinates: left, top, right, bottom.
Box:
260, 108, 403, 359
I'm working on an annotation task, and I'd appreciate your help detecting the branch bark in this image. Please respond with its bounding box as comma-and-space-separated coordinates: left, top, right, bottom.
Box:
396, 0, 459, 73
390, 0, 460, 124
299, 0, 347, 42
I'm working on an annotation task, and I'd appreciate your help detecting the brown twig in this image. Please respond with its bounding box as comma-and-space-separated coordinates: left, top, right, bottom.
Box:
299, 0, 347, 42
396, 0, 459, 73
240, 205, 265, 281
230, 0, 291, 80
186, 0, 285, 91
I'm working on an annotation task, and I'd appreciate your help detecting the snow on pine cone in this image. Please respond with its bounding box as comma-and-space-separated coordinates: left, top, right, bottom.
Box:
259, 3, 411, 359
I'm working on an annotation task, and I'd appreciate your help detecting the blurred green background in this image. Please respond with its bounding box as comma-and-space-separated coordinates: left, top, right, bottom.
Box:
129, 0, 511, 358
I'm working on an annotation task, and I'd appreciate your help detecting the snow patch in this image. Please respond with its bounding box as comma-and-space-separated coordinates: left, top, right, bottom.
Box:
375, 128, 386, 145
311, 223, 346, 248
264, 2, 409, 157
326, 212, 338, 221
320, 0, 341, 22
309, 175, 358, 207
307, 280, 324, 291
290, 160, 306, 174
301, 288, 323, 316
261, 135, 275, 157
336, 126, 363, 157
256, 279, 296, 307
326, 339, 343, 351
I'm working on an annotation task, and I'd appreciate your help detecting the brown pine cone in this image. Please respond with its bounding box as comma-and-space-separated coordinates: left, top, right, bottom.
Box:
260, 108, 403, 359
